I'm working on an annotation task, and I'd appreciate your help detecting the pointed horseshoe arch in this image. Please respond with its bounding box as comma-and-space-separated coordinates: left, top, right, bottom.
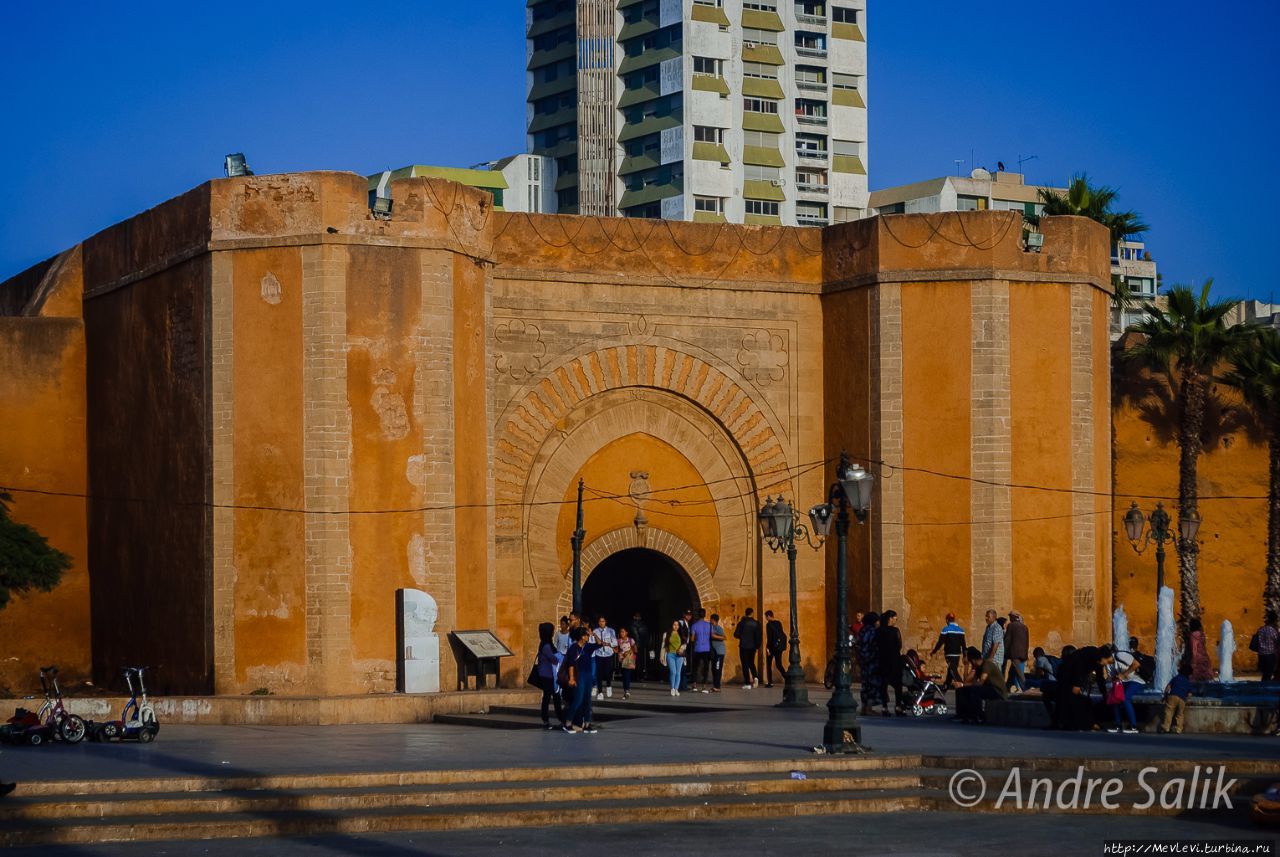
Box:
555, 526, 720, 616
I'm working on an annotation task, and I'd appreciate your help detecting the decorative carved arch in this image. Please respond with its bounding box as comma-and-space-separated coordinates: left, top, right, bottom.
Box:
554, 526, 719, 616
494, 342, 793, 537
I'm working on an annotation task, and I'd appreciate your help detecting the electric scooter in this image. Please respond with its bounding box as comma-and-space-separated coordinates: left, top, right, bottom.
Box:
38, 666, 87, 744
92, 667, 159, 743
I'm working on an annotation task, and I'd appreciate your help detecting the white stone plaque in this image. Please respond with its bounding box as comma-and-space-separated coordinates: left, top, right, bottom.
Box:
397, 588, 440, 694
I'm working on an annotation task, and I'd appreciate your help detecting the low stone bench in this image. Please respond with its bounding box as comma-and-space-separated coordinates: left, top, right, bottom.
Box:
984, 694, 1279, 735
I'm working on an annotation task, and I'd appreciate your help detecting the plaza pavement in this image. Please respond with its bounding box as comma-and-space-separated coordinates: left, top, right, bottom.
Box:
1, 682, 1276, 855
1, 682, 1272, 785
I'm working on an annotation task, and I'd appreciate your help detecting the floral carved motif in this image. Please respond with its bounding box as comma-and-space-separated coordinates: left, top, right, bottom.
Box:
494, 319, 546, 382
736, 328, 788, 385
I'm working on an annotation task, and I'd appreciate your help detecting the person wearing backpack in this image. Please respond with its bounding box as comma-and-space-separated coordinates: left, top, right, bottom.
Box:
1106, 647, 1145, 734
1250, 612, 1278, 682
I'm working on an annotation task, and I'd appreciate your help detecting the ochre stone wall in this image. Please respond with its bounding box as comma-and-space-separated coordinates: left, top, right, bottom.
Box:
0, 315, 89, 693
1114, 363, 1270, 673
0, 172, 1116, 694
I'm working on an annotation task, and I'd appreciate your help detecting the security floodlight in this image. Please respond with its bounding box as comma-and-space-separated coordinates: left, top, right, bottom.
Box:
1025, 231, 1045, 251
224, 153, 252, 177
371, 195, 393, 218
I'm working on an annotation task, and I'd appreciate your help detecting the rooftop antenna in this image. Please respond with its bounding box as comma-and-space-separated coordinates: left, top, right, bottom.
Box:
954, 159, 964, 177
1018, 153, 1038, 175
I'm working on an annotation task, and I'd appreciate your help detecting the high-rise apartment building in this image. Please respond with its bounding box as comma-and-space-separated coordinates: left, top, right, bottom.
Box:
526, 0, 869, 225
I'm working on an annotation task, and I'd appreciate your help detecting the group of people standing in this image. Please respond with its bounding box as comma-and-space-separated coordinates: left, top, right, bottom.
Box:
532, 613, 642, 733
529, 606, 802, 729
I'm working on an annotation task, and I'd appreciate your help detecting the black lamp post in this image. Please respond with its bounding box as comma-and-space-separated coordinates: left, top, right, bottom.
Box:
1123, 501, 1174, 596
813, 451, 874, 754
758, 496, 827, 708
571, 478, 586, 615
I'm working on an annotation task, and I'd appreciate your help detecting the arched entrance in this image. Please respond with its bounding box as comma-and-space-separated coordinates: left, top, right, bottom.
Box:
581, 548, 699, 646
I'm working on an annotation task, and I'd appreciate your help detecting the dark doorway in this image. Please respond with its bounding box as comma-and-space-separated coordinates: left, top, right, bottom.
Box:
581, 548, 699, 657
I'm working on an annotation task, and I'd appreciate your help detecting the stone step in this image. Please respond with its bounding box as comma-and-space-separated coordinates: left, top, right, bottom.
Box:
0, 788, 928, 847
14, 754, 921, 797
484, 704, 642, 721
0, 770, 923, 823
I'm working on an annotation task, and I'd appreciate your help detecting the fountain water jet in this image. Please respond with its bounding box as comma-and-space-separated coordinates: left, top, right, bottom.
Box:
1113, 605, 1130, 652
1218, 619, 1235, 682
1155, 586, 1176, 691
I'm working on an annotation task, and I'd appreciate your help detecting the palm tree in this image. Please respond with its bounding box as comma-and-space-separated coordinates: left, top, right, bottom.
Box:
1030, 174, 1150, 310
1223, 328, 1280, 617
1124, 280, 1254, 632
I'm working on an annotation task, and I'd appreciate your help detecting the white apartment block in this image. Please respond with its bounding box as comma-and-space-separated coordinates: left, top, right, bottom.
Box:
871, 169, 1160, 338
526, 0, 870, 226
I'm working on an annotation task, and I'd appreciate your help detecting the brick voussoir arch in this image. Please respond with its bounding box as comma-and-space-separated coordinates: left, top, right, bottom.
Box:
556, 526, 721, 616
495, 343, 793, 533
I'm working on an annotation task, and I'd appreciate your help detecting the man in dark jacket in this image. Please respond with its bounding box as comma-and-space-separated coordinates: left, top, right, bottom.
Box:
764, 610, 787, 687
734, 608, 762, 689
629, 613, 649, 680
929, 612, 967, 690
1004, 611, 1029, 692
1053, 644, 1115, 731
877, 610, 905, 713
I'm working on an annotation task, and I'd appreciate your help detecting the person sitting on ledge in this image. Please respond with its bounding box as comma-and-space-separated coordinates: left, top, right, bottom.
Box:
955, 646, 1009, 724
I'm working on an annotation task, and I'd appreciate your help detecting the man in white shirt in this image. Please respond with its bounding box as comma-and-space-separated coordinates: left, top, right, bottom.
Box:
592, 616, 618, 699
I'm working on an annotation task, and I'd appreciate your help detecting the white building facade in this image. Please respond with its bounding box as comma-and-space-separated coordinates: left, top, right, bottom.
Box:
526, 0, 870, 226
871, 170, 1160, 339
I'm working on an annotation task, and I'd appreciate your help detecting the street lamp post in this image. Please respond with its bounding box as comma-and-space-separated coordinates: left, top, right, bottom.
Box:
811, 451, 874, 754
1123, 501, 1174, 596
571, 478, 586, 615
758, 496, 826, 707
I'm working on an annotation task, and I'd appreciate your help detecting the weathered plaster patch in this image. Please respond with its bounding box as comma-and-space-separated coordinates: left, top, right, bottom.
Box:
372, 387, 409, 440
373, 368, 397, 385
407, 533, 428, 588
405, 454, 428, 488
260, 272, 282, 305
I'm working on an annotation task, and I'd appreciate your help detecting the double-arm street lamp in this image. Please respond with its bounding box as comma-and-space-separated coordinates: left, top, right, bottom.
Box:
757, 495, 829, 707
760, 452, 874, 751
1123, 501, 1201, 597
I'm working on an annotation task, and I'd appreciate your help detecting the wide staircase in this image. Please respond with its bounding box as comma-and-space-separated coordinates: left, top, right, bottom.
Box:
2, 755, 1273, 846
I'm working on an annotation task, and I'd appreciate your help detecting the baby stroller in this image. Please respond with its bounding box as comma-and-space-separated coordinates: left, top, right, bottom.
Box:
902, 650, 948, 717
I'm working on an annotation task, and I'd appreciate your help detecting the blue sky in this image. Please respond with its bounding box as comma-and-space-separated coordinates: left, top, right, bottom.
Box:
1, 1, 1275, 299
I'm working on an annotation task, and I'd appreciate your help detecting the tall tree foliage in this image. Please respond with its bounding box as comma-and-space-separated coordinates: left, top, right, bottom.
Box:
1223, 328, 1280, 617
1124, 281, 1254, 632
1030, 173, 1150, 309
0, 491, 72, 610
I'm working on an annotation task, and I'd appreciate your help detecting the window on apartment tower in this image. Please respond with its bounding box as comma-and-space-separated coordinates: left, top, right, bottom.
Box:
743, 0, 777, 9
745, 199, 780, 217
742, 61, 778, 79
694, 196, 723, 213
744, 130, 782, 148
692, 56, 723, 77
693, 125, 724, 143
742, 28, 778, 45
744, 97, 779, 114
745, 164, 781, 182
832, 5, 857, 23
832, 72, 859, 91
